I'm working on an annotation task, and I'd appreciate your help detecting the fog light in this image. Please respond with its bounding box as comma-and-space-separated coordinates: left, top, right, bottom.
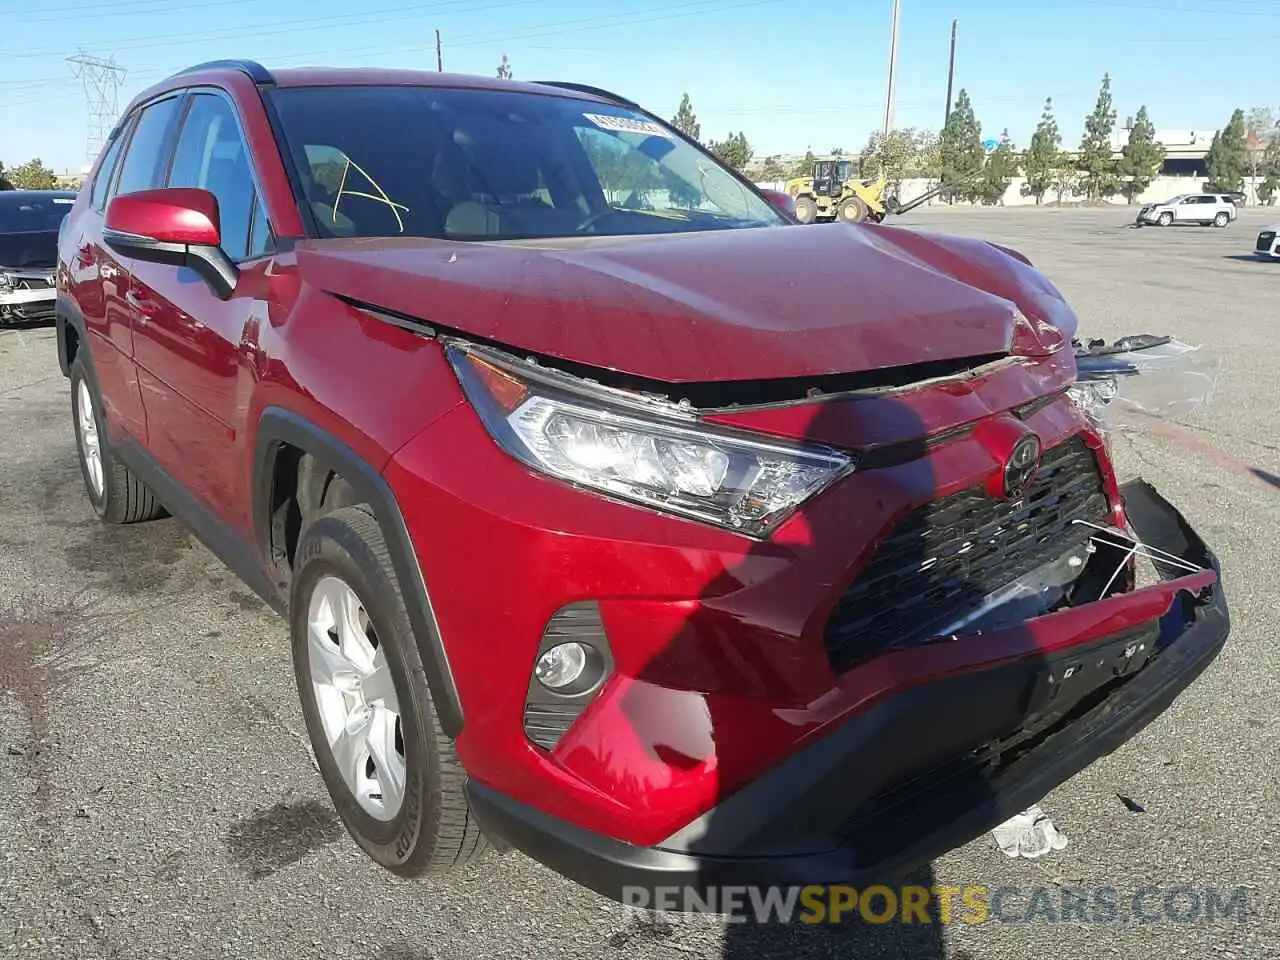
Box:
535, 642, 588, 690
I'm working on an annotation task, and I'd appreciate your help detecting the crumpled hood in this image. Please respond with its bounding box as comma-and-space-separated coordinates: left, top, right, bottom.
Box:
296, 222, 1075, 383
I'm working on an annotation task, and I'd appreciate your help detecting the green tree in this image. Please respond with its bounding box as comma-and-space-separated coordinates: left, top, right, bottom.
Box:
979, 130, 1017, 205
757, 155, 787, 182
1051, 159, 1080, 204
0, 161, 12, 190
908, 129, 942, 179
789, 149, 816, 179
1204, 108, 1247, 193
1117, 105, 1165, 204
1077, 73, 1119, 200
1256, 127, 1280, 205
860, 128, 921, 184
1022, 98, 1062, 204
938, 88, 984, 202
829, 146, 845, 157
8, 158, 57, 190
671, 93, 701, 142
495, 54, 512, 79
709, 131, 753, 171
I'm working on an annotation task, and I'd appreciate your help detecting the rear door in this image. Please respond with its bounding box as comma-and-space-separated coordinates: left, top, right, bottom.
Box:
128, 89, 277, 526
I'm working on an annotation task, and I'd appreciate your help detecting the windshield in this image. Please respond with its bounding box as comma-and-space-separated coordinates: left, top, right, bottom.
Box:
268, 86, 786, 242
0, 193, 75, 268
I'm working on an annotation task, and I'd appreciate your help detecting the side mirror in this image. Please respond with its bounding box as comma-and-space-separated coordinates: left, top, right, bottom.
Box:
758, 187, 797, 220
104, 188, 239, 299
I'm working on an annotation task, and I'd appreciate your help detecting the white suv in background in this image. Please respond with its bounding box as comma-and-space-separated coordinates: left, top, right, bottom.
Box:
1256, 223, 1279, 260
1137, 193, 1238, 228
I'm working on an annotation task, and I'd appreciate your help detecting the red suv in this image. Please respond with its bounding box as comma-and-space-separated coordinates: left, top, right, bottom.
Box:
55, 61, 1229, 902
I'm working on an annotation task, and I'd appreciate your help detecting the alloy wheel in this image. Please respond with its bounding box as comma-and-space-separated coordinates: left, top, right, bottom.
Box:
76, 379, 104, 498
307, 574, 407, 821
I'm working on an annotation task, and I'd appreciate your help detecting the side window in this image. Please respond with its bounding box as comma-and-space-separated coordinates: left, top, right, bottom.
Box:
168, 93, 264, 260
113, 96, 183, 197
89, 127, 127, 211
247, 195, 272, 258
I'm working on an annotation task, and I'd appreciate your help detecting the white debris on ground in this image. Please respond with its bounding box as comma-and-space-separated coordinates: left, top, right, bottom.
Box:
991, 804, 1069, 859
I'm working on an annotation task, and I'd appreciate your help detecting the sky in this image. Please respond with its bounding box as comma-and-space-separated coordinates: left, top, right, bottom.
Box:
1, 0, 1277, 172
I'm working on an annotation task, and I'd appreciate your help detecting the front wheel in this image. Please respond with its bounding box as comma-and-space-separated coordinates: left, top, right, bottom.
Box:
290, 506, 487, 876
838, 196, 870, 224
793, 195, 818, 224
1157, 212, 1173, 226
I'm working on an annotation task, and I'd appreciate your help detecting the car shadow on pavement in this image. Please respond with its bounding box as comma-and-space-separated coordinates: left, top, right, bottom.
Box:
625, 389, 1055, 959
1222, 254, 1274, 263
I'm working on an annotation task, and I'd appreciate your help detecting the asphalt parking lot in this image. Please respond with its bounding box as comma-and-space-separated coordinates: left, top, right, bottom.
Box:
2, 205, 1278, 959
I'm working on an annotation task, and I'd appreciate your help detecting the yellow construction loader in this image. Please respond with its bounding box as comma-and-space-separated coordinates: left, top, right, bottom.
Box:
784, 157, 957, 225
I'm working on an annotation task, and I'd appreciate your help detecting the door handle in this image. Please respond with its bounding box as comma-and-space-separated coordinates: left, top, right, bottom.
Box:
125, 289, 158, 320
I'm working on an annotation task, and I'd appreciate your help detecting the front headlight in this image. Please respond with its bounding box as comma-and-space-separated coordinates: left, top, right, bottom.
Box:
447, 343, 852, 537
0, 272, 13, 293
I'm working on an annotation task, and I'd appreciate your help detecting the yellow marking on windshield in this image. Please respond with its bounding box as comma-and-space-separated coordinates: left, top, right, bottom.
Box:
331, 156, 409, 232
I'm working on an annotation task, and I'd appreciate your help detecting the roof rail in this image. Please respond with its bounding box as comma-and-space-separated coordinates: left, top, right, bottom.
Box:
173, 59, 274, 85
534, 81, 637, 108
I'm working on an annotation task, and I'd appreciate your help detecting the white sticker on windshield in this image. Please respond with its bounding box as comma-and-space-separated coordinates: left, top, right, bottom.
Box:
582, 113, 674, 138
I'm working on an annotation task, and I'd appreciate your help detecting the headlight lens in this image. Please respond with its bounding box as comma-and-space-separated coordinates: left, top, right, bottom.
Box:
447, 344, 852, 537
0, 272, 13, 293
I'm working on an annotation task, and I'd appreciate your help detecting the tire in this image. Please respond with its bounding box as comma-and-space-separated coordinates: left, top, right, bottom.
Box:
1157, 212, 1173, 226
1214, 211, 1230, 228
837, 196, 870, 224
793, 195, 818, 225
290, 505, 487, 876
69, 354, 167, 524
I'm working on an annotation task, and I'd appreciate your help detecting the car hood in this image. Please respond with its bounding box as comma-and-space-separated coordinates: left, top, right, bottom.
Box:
296, 223, 1076, 384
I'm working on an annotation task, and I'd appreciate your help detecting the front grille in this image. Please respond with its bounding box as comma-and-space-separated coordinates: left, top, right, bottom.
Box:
1258, 232, 1276, 252
824, 435, 1109, 672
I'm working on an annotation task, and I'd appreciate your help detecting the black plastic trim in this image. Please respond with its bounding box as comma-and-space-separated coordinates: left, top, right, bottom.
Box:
251, 406, 465, 737
173, 59, 275, 86
466, 480, 1229, 904
112, 438, 285, 614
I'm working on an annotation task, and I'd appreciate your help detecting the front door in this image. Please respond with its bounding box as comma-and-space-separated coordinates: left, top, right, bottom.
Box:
128, 91, 276, 528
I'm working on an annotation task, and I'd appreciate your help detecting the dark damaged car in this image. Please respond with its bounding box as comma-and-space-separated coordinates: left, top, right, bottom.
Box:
0, 190, 76, 325
53, 62, 1230, 903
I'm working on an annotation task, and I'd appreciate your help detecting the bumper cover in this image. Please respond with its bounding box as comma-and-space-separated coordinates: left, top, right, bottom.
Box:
466, 479, 1230, 904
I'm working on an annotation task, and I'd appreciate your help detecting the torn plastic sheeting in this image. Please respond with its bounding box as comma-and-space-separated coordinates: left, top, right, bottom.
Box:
991, 804, 1069, 859
1071, 335, 1220, 428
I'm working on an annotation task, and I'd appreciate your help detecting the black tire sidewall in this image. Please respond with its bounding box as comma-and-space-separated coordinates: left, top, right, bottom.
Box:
69, 357, 110, 518
289, 511, 436, 871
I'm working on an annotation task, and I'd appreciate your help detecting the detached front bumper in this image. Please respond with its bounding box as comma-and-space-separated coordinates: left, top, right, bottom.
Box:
467, 480, 1229, 904
0, 287, 56, 323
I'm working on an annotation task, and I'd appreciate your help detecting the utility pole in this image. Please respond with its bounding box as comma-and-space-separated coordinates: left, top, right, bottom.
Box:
882, 0, 901, 137
66, 52, 126, 167
436, 29, 443, 72
944, 19, 957, 127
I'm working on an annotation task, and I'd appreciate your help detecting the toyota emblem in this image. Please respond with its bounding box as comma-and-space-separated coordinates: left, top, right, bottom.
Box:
1003, 434, 1042, 498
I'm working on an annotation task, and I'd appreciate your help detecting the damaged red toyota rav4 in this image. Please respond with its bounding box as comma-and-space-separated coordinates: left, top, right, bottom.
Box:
55, 61, 1229, 901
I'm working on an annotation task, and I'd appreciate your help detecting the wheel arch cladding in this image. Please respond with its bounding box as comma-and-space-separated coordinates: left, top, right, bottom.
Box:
252, 406, 465, 737
56, 296, 87, 379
